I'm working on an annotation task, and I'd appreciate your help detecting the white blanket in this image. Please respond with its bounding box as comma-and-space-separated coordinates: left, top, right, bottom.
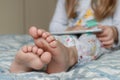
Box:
0, 35, 120, 80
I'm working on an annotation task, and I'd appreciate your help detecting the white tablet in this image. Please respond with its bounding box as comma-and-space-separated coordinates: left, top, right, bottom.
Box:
51, 28, 102, 35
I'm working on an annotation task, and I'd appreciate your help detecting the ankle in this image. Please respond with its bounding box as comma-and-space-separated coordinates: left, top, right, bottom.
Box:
68, 46, 78, 67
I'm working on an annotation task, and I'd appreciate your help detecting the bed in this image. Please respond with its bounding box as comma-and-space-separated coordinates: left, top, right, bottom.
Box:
0, 35, 120, 80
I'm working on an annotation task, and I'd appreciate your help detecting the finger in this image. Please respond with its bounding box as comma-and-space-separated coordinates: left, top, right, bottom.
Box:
98, 35, 111, 42
97, 32, 106, 37
96, 27, 107, 37
102, 44, 113, 49
98, 25, 107, 30
102, 40, 114, 47
97, 29, 108, 36
94, 25, 104, 34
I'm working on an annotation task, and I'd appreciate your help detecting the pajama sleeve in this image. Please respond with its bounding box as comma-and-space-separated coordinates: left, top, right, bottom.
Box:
49, 0, 68, 32
113, 0, 120, 47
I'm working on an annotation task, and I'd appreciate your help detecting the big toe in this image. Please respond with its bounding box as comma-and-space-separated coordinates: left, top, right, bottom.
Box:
40, 52, 52, 64
29, 26, 38, 38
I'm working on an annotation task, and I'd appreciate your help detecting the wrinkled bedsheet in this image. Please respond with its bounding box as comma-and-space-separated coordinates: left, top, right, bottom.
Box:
0, 35, 120, 80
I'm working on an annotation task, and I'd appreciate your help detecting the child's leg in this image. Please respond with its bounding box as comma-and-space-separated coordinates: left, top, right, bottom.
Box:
75, 34, 104, 65
29, 26, 105, 73
29, 26, 78, 73
10, 45, 52, 73
51, 33, 103, 65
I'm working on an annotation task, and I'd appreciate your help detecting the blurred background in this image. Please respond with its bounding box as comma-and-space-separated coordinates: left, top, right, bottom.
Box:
0, 0, 56, 34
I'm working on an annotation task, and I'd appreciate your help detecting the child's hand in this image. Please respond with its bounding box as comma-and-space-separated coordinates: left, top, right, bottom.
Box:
96, 25, 118, 48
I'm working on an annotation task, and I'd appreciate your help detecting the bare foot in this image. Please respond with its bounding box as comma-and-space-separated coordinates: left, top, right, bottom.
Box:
10, 45, 52, 73
29, 26, 78, 73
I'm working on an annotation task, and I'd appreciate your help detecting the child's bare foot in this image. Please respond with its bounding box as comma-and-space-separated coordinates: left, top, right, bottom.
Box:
29, 26, 78, 73
10, 45, 52, 73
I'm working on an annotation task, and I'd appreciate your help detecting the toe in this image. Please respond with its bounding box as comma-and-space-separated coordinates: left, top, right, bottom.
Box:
42, 32, 50, 39
29, 26, 38, 38
32, 46, 38, 54
46, 36, 55, 43
49, 41, 57, 48
37, 29, 45, 37
27, 46, 33, 52
37, 49, 43, 56
22, 46, 28, 53
41, 52, 52, 64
